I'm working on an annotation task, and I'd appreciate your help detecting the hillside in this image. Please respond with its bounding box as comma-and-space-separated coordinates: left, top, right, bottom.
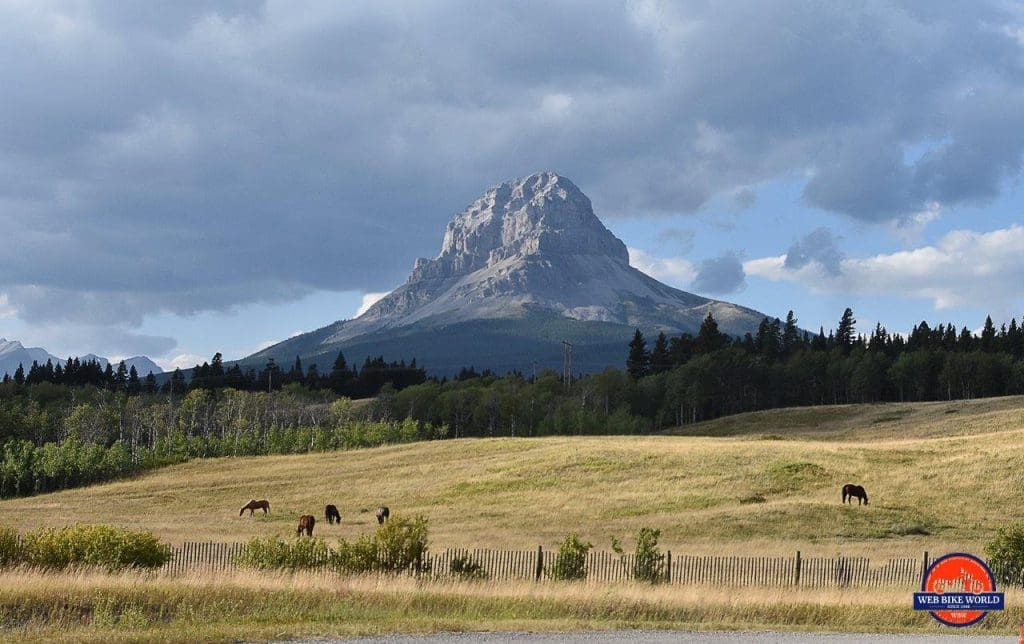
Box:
2, 397, 1022, 556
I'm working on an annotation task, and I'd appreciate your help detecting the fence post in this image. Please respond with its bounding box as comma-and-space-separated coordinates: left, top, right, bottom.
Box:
535, 545, 544, 581
921, 551, 929, 583
665, 550, 672, 584
795, 550, 801, 586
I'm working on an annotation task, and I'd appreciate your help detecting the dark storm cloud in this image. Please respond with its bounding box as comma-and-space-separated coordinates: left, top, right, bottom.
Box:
693, 252, 746, 295
784, 228, 844, 276
1, 1, 1023, 328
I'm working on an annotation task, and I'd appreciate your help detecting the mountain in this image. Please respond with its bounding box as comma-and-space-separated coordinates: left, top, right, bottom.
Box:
247, 172, 773, 375
0, 340, 163, 378
0, 339, 63, 379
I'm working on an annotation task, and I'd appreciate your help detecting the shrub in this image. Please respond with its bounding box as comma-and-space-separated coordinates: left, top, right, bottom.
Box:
334, 534, 379, 573
632, 527, 664, 583
551, 533, 592, 581
238, 515, 430, 575
985, 523, 1024, 584
235, 536, 333, 571
375, 514, 429, 573
449, 554, 487, 580
18, 524, 170, 570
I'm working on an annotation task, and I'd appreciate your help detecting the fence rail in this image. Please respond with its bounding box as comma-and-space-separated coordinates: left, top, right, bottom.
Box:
160, 542, 951, 587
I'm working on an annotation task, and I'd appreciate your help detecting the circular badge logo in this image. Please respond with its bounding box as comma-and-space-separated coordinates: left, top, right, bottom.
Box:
916, 553, 1003, 627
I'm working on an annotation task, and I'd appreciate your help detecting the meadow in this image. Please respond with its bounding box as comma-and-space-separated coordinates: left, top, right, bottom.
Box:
0, 396, 1021, 558
2, 568, 1023, 642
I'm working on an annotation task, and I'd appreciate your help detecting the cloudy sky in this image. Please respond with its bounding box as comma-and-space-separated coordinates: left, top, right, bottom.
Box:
3, 1, 1024, 369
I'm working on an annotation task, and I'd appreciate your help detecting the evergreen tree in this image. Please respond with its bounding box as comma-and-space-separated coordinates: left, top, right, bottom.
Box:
696, 313, 729, 354
114, 361, 129, 390
330, 351, 352, 393
981, 315, 997, 352
836, 307, 856, 352
143, 371, 157, 394
127, 366, 141, 395
650, 332, 671, 374
782, 310, 800, 356
13, 363, 24, 385
626, 329, 650, 379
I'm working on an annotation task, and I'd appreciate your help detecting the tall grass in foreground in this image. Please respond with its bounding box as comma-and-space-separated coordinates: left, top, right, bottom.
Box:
0, 567, 1020, 642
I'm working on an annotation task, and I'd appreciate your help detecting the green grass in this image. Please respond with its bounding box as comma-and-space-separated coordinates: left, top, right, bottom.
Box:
2, 568, 1023, 642
0, 397, 1023, 558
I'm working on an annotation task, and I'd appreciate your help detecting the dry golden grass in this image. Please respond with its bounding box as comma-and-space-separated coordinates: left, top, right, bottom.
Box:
0, 397, 1022, 558
1, 567, 1022, 642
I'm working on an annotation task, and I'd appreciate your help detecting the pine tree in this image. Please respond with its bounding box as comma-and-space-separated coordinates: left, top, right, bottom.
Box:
127, 365, 141, 394
782, 310, 800, 356
143, 372, 157, 394
649, 332, 671, 374
626, 329, 650, 379
13, 363, 24, 385
696, 313, 728, 354
981, 315, 996, 352
836, 307, 856, 352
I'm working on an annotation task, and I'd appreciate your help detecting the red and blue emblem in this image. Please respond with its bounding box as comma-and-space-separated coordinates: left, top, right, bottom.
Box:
913, 552, 1004, 627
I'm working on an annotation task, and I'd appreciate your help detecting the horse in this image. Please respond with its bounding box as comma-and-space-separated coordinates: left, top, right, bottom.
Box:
297, 514, 316, 537
375, 506, 390, 524
325, 504, 341, 525
841, 484, 868, 505
240, 499, 270, 516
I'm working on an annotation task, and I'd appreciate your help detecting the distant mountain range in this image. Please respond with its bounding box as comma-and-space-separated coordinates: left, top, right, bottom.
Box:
0, 339, 162, 379
246, 172, 774, 375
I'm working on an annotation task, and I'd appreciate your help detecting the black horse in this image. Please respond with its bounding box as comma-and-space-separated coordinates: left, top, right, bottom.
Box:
842, 484, 869, 505
325, 504, 341, 525
375, 506, 390, 524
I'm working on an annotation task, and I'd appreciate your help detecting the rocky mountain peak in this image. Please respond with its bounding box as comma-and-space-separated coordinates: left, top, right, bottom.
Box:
410, 172, 628, 282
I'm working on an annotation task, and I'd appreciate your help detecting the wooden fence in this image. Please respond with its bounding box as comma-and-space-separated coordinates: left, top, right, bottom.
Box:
161, 542, 938, 587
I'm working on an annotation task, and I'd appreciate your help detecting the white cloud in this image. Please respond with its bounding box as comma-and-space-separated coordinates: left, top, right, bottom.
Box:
746, 224, 1024, 311
628, 247, 697, 288
355, 291, 390, 317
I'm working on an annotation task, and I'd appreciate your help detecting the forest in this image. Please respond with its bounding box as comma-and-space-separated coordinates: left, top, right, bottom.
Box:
1, 307, 1023, 498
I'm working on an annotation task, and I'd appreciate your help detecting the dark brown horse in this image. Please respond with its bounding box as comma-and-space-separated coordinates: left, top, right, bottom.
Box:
240, 499, 270, 516
325, 504, 341, 525
842, 484, 868, 505
375, 506, 390, 524
297, 514, 315, 537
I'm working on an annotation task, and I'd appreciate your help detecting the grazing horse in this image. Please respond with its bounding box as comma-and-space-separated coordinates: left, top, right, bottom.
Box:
375, 506, 390, 524
297, 514, 316, 537
842, 484, 868, 505
325, 504, 341, 525
240, 499, 270, 516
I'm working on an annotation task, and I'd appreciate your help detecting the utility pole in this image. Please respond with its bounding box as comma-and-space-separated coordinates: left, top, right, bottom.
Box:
562, 341, 573, 391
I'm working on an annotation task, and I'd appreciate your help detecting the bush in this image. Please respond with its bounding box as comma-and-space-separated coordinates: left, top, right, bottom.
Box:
632, 527, 664, 583
17, 524, 170, 570
985, 523, 1024, 584
551, 533, 592, 581
450, 554, 487, 580
375, 515, 429, 573
238, 515, 430, 575
334, 534, 379, 573
235, 536, 333, 571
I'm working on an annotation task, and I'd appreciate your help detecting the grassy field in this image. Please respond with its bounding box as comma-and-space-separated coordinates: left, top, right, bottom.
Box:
2, 568, 1022, 642
0, 397, 1022, 557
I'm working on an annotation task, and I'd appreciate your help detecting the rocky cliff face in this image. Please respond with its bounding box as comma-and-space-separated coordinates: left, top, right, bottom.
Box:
322, 172, 766, 344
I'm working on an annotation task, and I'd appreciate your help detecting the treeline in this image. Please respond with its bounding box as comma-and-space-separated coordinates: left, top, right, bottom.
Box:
3, 351, 427, 399
372, 309, 1024, 435
0, 384, 446, 499
3, 307, 1024, 498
